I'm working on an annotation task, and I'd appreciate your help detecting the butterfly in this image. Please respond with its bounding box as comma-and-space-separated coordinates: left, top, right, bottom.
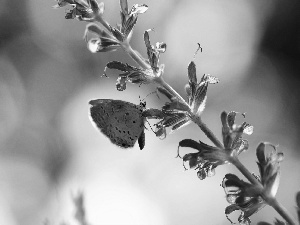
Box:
89, 99, 146, 150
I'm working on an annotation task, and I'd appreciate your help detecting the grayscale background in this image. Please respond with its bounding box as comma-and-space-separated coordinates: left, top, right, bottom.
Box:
0, 0, 299, 224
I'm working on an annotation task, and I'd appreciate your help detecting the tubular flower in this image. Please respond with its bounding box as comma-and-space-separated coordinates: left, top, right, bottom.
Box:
53, 0, 104, 21
154, 62, 218, 138
256, 142, 283, 199
118, 0, 148, 42
178, 139, 228, 180
222, 174, 265, 225
84, 23, 120, 53
144, 29, 166, 73
221, 111, 253, 156
175, 111, 253, 179
222, 143, 284, 225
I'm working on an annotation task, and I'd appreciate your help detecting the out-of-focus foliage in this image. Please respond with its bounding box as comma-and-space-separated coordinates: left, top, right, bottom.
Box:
0, 0, 299, 225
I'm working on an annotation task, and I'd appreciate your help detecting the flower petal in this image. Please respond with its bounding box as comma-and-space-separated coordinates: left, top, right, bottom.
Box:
130, 4, 148, 15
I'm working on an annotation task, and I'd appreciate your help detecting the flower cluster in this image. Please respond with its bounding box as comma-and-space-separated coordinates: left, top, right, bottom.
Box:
222, 142, 284, 225
177, 111, 252, 180
53, 0, 104, 21
154, 61, 219, 138
102, 30, 166, 91
221, 111, 253, 156
83, 2, 148, 52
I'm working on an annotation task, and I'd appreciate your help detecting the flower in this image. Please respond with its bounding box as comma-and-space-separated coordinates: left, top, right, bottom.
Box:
178, 139, 228, 180
222, 174, 265, 225
154, 62, 219, 137
222, 143, 284, 225
221, 111, 253, 156
144, 29, 166, 73
84, 23, 121, 53
118, 1, 148, 41
102, 30, 166, 90
84, 0, 148, 52
256, 142, 283, 199
53, 0, 104, 21
103, 61, 153, 91
175, 111, 253, 179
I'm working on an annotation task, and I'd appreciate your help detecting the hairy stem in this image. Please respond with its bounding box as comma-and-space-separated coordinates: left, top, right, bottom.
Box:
230, 156, 263, 188
95, 15, 111, 33
121, 42, 151, 69
267, 197, 297, 225
190, 114, 224, 149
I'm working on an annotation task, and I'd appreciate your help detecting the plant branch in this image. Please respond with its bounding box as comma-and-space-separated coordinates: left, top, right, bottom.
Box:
267, 197, 297, 225
189, 114, 224, 148
230, 156, 263, 188
121, 42, 151, 70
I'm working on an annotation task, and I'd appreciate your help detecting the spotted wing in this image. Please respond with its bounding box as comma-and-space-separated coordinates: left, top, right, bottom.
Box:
89, 99, 145, 149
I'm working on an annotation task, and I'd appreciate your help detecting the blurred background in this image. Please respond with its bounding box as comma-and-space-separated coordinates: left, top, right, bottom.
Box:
0, 0, 299, 224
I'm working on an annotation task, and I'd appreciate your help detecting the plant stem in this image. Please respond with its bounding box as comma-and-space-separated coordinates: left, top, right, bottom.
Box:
121, 42, 151, 70
267, 197, 297, 225
190, 114, 224, 149
230, 156, 263, 188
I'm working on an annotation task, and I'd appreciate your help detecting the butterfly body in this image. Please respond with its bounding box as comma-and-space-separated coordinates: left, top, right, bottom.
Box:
89, 99, 146, 150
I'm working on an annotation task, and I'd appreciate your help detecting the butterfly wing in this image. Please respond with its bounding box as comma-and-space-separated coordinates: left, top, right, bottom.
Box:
89, 99, 145, 149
